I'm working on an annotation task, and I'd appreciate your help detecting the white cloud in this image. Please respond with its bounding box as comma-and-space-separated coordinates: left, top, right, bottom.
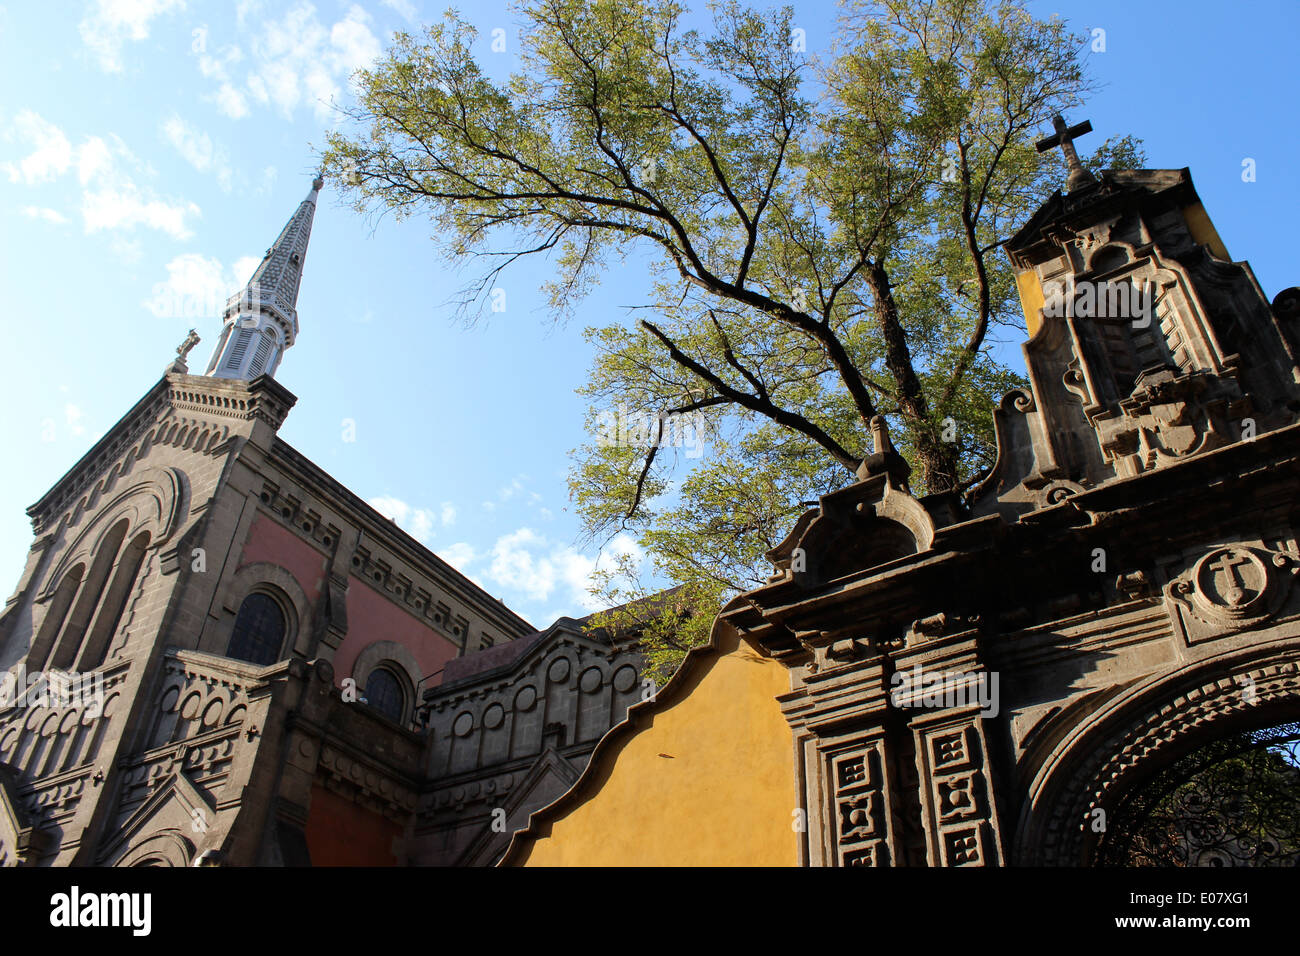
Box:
438, 542, 476, 571
368, 495, 439, 545
143, 253, 256, 320
484, 528, 643, 612
110, 236, 144, 264
161, 114, 232, 191
330, 5, 382, 71
80, 0, 185, 73
213, 83, 249, 119
3, 111, 73, 184
440, 502, 456, 526
75, 135, 114, 186
21, 206, 68, 224
381, 0, 416, 23
64, 403, 86, 437
6, 113, 201, 239
498, 476, 527, 501
197, 2, 381, 121
82, 186, 199, 239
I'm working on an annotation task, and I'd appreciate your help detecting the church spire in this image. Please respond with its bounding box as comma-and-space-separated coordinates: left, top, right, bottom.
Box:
204, 174, 324, 380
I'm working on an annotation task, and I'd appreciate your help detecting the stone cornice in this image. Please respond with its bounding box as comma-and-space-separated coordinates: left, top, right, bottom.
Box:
26, 374, 298, 536
732, 421, 1300, 657
268, 437, 535, 640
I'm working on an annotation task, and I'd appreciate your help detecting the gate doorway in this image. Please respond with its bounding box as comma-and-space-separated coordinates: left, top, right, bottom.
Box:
1096, 720, 1300, 866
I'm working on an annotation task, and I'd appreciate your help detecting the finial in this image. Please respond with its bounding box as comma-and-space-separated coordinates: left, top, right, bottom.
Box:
870, 415, 893, 456
312, 171, 325, 191
1036, 114, 1097, 192
856, 415, 911, 488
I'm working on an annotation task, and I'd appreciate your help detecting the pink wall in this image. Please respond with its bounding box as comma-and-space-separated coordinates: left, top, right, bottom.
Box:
239, 514, 327, 606
237, 513, 459, 690
334, 577, 459, 689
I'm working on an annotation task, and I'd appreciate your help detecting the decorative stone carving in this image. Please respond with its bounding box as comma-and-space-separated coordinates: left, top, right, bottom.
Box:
914, 718, 1003, 866
826, 739, 892, 867
1166, 543, 1299, 643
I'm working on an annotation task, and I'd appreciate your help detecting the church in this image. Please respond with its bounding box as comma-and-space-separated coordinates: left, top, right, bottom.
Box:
0, 175, 647, 866
3, 115, 1299, 867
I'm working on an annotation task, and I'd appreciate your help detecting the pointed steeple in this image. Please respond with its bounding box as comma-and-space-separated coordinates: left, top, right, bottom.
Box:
205, 174, 324, 380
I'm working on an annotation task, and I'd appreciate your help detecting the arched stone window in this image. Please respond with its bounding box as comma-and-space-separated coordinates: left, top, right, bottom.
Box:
77, 530, 150, 670
50, 519, 129, 670
27, 564, 84, 671
364, 666, 407, 724
225, 593, 286, 666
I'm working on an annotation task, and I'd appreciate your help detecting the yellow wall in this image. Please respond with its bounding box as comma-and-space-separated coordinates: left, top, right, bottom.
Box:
509, 627, 800, 866
1183, 202, 1230, 261
1016, 269, 1045, 338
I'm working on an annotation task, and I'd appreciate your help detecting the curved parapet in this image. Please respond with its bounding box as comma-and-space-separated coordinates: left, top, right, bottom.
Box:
500, 597, 799, 867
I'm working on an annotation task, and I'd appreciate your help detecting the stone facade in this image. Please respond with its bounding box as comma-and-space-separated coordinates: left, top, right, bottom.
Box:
747, 166, 1300, 865
503, 142, 1300, 866
0, 182, 645, 867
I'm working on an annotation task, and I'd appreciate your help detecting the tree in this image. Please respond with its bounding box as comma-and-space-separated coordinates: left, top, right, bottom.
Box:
323, 0, 1143, 682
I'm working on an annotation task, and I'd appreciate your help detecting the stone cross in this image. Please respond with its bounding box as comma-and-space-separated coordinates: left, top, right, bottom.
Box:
176, 329, 200, 361
1036, 114, 1097, 192
169, 329, 201, 374
1208, 550, 1253, 606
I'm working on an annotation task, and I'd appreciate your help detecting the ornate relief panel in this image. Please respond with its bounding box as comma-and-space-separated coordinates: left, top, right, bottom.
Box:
819, 735, 896, 867
912, 714, 1003, 866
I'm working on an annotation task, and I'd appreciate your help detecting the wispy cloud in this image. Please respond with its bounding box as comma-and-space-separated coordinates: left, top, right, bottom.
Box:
380, 0, 417, 22
80, 0, 185, 73
482, 527, 643, 612
144, 253, 259, 320
21, 206, 68, 224
161, 114, 232, 191
368, 494, 458, 545
3, 111, 72, 184
195, 2, 382, 121
64, 402, 86, 438
5, 111, 201, 239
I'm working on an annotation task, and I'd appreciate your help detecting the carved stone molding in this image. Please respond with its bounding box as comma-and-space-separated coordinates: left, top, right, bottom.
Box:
822, 736, 894, 866
1023, 656, 1300, 865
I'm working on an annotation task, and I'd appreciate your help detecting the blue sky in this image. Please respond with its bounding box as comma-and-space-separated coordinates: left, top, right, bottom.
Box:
1, 0, 1296, 630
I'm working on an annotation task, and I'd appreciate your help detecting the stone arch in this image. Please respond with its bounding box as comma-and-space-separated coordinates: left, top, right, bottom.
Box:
1014, 642, 1300, 865
352, 640, 421, 723
1084, 241, 1136, 275
114, 830, 195, 868
208, 561, 312, 660
44, 466, 187, 594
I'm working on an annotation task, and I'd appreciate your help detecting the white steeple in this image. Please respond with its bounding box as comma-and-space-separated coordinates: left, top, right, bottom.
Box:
205, 174, 323, 380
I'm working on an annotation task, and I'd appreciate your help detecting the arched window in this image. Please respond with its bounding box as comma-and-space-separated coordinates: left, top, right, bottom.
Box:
225, 593, 285, 666
50, 519, 129, 670
27, 564, 84, 671
77, 531, 150, 670
364, 667, 406, 723
249, 328, 277, 377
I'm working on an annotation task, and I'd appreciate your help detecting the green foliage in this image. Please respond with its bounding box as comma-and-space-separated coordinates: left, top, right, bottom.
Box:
324, 0, 1145, 679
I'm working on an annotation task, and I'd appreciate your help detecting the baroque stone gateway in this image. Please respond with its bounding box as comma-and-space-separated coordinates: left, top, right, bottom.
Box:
501, 119, 1300, 866
4, 116, 1300, 866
